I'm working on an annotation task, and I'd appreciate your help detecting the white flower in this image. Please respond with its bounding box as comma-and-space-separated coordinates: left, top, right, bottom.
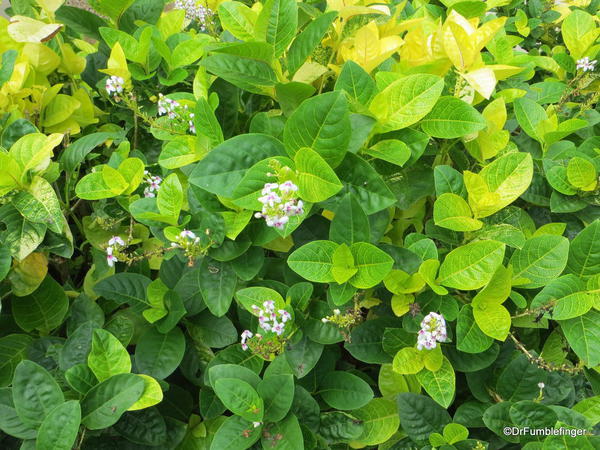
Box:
263, 300, 275, 312
279, 180, 298, 193
538, 382, 545, 389
272, 321, 285, 335
173, 0, 214, 31
108, 236, 125, 247
279, 310, 291, 323
417, 312, 447, 351
106, 247, 118, 267
333, 309, 340, 315
321, 318, 329, 323
105, 76, 124, 95
576, 57, 597, 72
180, 230, 197, 240
261, 183, 279, 195
252, 422, 262, 428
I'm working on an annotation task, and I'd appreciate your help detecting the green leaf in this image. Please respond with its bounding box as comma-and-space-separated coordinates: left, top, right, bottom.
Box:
363, 139, 411, 167
214, 378, 264, 422
94, 273, 151, 312
433, 193, 482, 231
12, 275, 68, 333
64, 364, 97, 395
287, 11, 337, 76
0, 205, 46, 261
257, 374, 294, 422
331, 243, 357, 284
369, 74, 444, 132
255, 0, 298, 56
349, 242, 394, 289
194, 97, 224, 147
329, 193, 370, 246
334, 60, 376, 105
438, 240, 506, 290
561, 9, 599, 59
560, 310, 600, 367
156, 173, 182, 225
514, 97, 547, 141
287, 240, 338, 282
158, 136, 203, 169
198, 259, 237, 317
134, 327, 185, 379
416, 357, 456, 408
201, 54, 277, 94
566, 219, 600, 280
473, 302, 511, 341
350, 398, 399, 446
127, 374, 164, 411
393, 347, 425, 375
260, 413, 303, 449
36, 401, 81, 450
397, 393, 451, 446
496, 354, 547, 401
75, 165, 128, 200
510, 235, 569, 288
235, 286, 285, 315
218, 1, 257, 41
0, 388, 37, 439
294, 147, 343, 202
0, 334, 33, 387
87, 329, 131, 382
420, 96, 486, 138
319, 371, 374, 410
189, 134, 285, 197
567, 156, 597, 191
210, 416, 261, 450
60, 132, 123, 172
283, 91, 350, 167
12, 360, 64, 426
81, 373, 144, 430
12, 176, 63, 234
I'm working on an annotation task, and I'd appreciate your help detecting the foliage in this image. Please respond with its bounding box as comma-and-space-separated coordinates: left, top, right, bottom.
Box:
0, 0, 599, 449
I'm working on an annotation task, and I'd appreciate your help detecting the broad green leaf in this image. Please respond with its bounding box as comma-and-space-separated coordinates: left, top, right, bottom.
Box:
573, 396, 600, 425
64, 364, 97, 395
433, 193, 482, 231
438, 240, 506, 290
392, 347, 424, 375
0, 334, 33, 387
473, 302, 511, 341
158, 136, 204, 169
287, 240, 338, 282
334, 60, 376, 105
0, 205, 47, 261
513, 97, 547, 142
363, 139, 411, 167
349, 398, 399, 446
397, 393, 451, 446
283, 91, 350, 167
369, 74, 444, 132
421, 96, 486, 138
36, 400, 81, 450
12, 360, 64, 426
75, 165, 128, 200
416, 357, 456, 408
567, 156, 597, 191
218, 1, 257, 41
12, 176, 63, 234
87, 329, 131, 382
559, 310, 600, 367
567, 220, 600, 280
134, 327, 185, 379
510, 235, 569, 288
531, 275, 592, 320
287, 11, 337, 76
210, 415, 261, 450
319, 371, 374, 410
562, 10, 599, 59
257, 374, 294, 422
0, 388, 37, 439
235, 286, 285, 316
349, 242, 394, 289
214, 378, 264, 422
94, 273, 151, 312
294, 147, 342, 202
198, 259, 237, 317
12, 275, 68, 333
81, 373, 144, 430
201, 54, 277, 94
329, 193, 370, 245
117, 157, 144, 195
456, 305, 493, 353
156, 173, 182, 224
60, 132, 123, 171
189, 134, 285, 197
332, 243, 357, 284
260, 413, 303, 449
255, 0, 298, 56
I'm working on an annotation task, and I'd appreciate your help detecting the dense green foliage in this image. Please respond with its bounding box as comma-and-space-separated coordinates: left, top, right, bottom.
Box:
0, 0, 599, 448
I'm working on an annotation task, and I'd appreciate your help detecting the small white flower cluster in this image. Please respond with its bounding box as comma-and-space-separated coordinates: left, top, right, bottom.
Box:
240, 301, 291, 350
417, 312, 447, 351
576, 57, 597, 72
254, 181, 304, 229
105, 236, 125, 267
173, 0, 214, 31
143, 171, 162, 198
157, 94, 196, 134
170, 229, 200, 248
105, 76, 124, 96
321, 309, 340, 323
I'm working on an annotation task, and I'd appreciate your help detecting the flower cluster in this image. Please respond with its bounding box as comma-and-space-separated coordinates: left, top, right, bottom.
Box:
576, 57, 597, 72
173, 0, 214, 31
143, 171, 162, 198
417, 312, 447, 351
240, 301, 291, 356
157, 94, 196, 134
105, 76, 125, 99
171, 229, 201, 248
105, 236, 125, 267
254, 181, 304, 229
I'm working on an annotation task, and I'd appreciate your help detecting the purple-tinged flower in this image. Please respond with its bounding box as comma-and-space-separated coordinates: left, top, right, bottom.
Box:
106, 247, 118, 267
576, 57, 597, 72
108, 236, 125, 247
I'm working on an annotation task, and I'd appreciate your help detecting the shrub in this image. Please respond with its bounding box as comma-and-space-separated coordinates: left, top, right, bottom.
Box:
0, 0, 599, 448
